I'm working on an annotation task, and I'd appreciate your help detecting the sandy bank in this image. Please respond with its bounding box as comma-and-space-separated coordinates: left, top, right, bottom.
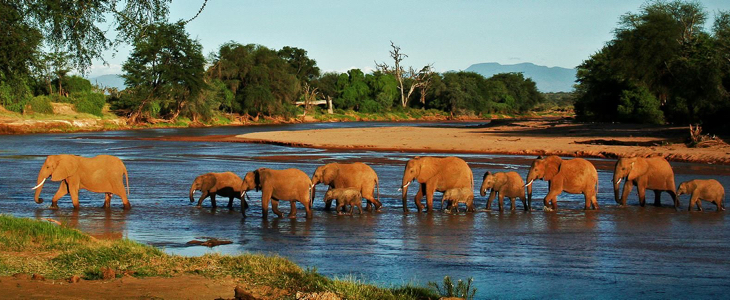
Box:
234, 119, 730, 165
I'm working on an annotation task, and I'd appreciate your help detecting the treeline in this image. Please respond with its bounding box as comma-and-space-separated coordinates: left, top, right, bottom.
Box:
574, 1, 730, 130
1, 1, 545, 123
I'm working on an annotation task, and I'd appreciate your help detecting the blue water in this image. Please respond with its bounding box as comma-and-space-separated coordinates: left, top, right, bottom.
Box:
1, 122, 728, 299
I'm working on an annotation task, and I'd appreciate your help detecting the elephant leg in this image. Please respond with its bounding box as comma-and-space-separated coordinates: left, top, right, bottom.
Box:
271, 200, 284, 218
487, 190, 496, 210
357, 203, 363, 214
498, 194, 504, 211
103, 193, 112, 208
424, 184, 437, 212
260, 190, 273, 219
51, 180, 69, 209
621, 181, 634, 206
544, 189, 561, 211
510, 197, 516, 211
694, 196, 703, 212
414, 183, 426, 212
196, 191, 209, 208
228, 196, 234, 209
301, 198, 312, 219
521, 197, 528, 211
287, 201, 298, 219
714, 201, 722, 212
591, 193, 599, 210
637, 186, 647, 207
668, 190, 680, 210
67, 178, 81, 209
210, 194, 217, 208
336, 201, 345, 215
111, 177, 130, 209
653, 190, 662, 207
324, 198, 333, 211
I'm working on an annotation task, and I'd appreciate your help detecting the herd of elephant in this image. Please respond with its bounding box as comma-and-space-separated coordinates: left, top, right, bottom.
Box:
31, 154, 726, 218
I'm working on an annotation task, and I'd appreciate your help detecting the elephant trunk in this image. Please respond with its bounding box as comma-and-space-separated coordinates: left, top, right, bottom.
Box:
33, 177, 46, 204
400, 177, 413, 212
613, 172, 622, 204
189, 182, 197, 203
479, 180, 488, 197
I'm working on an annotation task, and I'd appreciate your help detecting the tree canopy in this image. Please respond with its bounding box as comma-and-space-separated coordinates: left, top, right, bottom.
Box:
575, 0, 730, 129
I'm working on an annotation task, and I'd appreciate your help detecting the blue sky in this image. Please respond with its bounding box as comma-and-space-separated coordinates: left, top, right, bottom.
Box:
87, 0, 730, 77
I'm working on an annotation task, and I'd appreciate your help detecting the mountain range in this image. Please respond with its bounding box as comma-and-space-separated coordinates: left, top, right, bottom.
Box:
464, 62, 577, 93
90, 74, 126, 91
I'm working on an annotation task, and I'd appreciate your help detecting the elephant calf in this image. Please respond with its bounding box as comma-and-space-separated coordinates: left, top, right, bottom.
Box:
481, 171, 527, 211
442, 188, 475, 213
324, 188, 363, 215
189, 172, 249, 212
677, 179, 725, 212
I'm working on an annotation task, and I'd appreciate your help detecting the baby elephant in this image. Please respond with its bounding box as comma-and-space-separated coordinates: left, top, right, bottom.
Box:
442, 187, 475, 213
189, 172, 248, 210
481, 171, 527, 211
324, 188, 363, 215
677, 179, 725, 212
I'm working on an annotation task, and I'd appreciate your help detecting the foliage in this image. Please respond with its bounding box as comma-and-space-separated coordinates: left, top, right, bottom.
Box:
122, 21, 206, 122
28, 96, 54, 114
428, 276, 477, 300
71, 92, 106, 116
575, 0, 730, 129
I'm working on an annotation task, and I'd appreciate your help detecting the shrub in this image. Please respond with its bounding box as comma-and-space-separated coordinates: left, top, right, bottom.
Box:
359, 99, 382, 113
71, 92, 106, 116
28, 95, 54, 114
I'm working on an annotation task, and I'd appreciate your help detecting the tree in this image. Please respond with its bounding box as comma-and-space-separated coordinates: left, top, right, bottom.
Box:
0, 1, 43, 112
375, 41, 433, 108
277, 46, 321, 82
574, 1, 730, 128
122, 22, 206, 123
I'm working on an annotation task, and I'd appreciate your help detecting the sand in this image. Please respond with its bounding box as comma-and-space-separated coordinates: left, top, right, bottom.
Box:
234, 119, 730, 165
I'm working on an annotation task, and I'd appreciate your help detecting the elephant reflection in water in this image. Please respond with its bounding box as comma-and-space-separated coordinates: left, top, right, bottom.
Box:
35, 208, 128, 239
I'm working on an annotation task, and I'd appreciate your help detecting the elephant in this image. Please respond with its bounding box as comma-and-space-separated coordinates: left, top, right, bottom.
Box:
677, 179, 725, 212
240, 168, 312, 219
525, 155, 598, 211
32, 154, 130, 209
189, 172, 249, 211
400, 156, 473, 212
441, 187, 475, 213
480, 171, 527, 211
311, 162, 381, 211
612, 156, 679, 209
323, 188, 363, 215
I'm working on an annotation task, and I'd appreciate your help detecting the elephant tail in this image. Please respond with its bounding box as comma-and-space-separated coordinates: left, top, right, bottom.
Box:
376, 178, 380, 204
124, 167, 130, 197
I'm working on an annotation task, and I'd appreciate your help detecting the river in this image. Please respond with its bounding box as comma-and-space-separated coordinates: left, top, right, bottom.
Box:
1, 122, 728, 299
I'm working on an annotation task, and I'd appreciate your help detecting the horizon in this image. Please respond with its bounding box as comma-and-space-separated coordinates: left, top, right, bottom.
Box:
85, 0, 730, 78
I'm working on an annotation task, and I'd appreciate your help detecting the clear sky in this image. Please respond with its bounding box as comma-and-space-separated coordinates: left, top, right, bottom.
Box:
87, 0, 730, 78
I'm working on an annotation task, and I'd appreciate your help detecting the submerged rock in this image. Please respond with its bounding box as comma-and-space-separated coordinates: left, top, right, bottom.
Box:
187, 237, 233, 247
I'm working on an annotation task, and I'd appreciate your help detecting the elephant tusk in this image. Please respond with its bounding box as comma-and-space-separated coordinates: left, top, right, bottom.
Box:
616, 178, 622, 185
524, 179, 534, 187
241, 190, 247, 198
543, 205, 553, 212
32, 178, 46, 190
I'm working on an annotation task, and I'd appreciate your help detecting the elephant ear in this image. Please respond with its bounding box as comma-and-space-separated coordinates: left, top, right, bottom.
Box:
482, 171, 492, 181
52, 156, 79, 181
495, 173, 508, 189
322, 164, 339, 185
543, 156, 561, 181
627, 159, 648, 181
200, 174, 217, 191
254, 168, 266, 192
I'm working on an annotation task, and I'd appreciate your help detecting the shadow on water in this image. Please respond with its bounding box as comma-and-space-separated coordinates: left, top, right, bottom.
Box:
1, 122, 729, 298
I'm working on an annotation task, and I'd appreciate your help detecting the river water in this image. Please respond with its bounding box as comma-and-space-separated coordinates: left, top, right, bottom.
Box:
1, 122, 728, 299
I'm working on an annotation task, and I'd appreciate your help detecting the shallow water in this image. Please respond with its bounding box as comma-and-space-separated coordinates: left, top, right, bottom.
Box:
1, 122, 729, 299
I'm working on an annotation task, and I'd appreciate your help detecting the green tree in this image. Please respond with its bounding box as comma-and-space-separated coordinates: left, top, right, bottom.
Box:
277, 46, 321, 82
122, 22, 206, 123
0, 1, 43, 112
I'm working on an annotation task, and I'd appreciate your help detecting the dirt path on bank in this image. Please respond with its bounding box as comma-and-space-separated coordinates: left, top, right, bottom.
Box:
234, 119, 730, 164
0, 274, 289, 299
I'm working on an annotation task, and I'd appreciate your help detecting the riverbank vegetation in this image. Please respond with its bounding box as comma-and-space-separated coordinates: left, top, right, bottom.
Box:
574, 1, 730, 131
0, 215, 439, 299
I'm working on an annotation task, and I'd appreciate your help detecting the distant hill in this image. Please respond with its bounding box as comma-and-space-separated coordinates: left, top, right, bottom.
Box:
90, 74, 126, 91
465, 62, 576, 93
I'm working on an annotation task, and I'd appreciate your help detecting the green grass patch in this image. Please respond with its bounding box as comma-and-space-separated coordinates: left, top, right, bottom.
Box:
0, 215, 441, 299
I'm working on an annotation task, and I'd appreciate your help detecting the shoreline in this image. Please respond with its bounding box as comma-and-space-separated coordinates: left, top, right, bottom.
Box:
231, 119, 730, 165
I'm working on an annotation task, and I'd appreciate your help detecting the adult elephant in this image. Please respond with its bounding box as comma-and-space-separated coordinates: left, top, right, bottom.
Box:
189, 172, 248, 210
32, 154, 130, 209
310, 162, 381, 211
240, 168, 312, 219
525, 155, 598, 211
613, 156, 679, 209
400, 156, 473, 212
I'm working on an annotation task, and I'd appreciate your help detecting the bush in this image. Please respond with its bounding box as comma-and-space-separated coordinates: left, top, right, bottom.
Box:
0, 78, 32, 113
71, 91, 106, 116
616, 85, 664, 124
359, 99, 382, 113
28, 95, 54, 114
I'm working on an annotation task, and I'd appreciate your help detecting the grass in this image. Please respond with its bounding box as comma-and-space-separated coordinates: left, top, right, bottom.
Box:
0, 215, 440, 299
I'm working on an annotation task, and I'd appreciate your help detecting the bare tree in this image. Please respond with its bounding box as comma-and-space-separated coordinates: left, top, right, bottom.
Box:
375, 41, 433, 108
418, 67, 435, 108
